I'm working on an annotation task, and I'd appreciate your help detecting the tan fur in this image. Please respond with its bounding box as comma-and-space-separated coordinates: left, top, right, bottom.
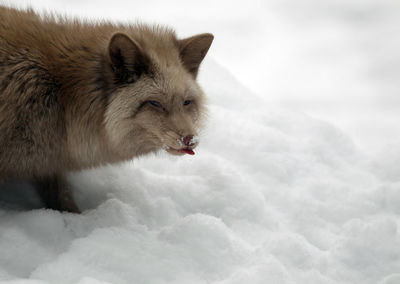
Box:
0, 5, 213, 212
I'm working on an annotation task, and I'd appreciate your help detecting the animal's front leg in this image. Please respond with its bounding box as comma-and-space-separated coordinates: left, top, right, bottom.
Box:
34, 173, 80, 213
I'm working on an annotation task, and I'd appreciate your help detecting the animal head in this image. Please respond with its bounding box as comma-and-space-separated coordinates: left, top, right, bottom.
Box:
103, 27, 213, 159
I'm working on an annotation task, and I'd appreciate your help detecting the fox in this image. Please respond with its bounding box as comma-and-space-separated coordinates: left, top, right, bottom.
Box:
0, 5, 213, 213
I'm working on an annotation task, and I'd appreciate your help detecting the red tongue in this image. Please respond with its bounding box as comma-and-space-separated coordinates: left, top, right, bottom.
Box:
180, 149, 195, 155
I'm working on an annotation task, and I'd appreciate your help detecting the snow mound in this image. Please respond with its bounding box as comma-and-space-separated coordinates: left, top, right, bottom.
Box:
0, 59, 399, 284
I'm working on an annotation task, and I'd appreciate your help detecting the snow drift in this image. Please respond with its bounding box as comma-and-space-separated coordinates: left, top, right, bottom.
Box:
0, 59, 399, 284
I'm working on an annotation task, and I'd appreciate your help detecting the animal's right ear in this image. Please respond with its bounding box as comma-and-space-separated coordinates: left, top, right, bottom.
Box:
108, 33, 150, 83
178, 33, 214, 78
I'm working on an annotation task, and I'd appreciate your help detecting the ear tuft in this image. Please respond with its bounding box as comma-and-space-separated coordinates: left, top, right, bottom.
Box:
108, 33, 150, 84
179, 33, 214, 78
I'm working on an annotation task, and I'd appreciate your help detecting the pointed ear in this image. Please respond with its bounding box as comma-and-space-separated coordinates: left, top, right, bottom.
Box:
178, 33, 214, 78
108, 33, 150, 84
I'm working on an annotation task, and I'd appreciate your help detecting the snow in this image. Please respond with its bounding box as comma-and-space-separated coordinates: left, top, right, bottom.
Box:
0, 58, 399, 284
1, 1, 400, 284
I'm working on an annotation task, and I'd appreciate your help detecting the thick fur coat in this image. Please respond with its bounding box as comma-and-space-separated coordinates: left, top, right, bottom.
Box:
0, 5, 213, 212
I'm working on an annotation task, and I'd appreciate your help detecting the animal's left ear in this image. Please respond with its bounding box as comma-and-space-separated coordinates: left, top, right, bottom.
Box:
108, 33, 150, 84
178, 33, 214, 78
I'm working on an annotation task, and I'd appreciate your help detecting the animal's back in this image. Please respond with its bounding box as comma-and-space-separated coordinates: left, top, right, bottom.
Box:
0, 6, 67, 178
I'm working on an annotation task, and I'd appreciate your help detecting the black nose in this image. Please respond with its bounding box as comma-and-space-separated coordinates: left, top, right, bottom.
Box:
183, 135, 195, 147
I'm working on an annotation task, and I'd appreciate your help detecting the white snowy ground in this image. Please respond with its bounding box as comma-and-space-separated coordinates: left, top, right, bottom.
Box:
0, 60, 399, 284
1, 1, 400, 284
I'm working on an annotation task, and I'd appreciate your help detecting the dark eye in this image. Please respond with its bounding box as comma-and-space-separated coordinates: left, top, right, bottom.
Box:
149, 100, 162, 108
183, 100, 191, 106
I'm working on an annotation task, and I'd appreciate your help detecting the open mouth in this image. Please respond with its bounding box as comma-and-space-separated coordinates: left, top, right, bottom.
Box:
179, 148, 195, 155
163, 135, 198, 156
166, 147, 195, 156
